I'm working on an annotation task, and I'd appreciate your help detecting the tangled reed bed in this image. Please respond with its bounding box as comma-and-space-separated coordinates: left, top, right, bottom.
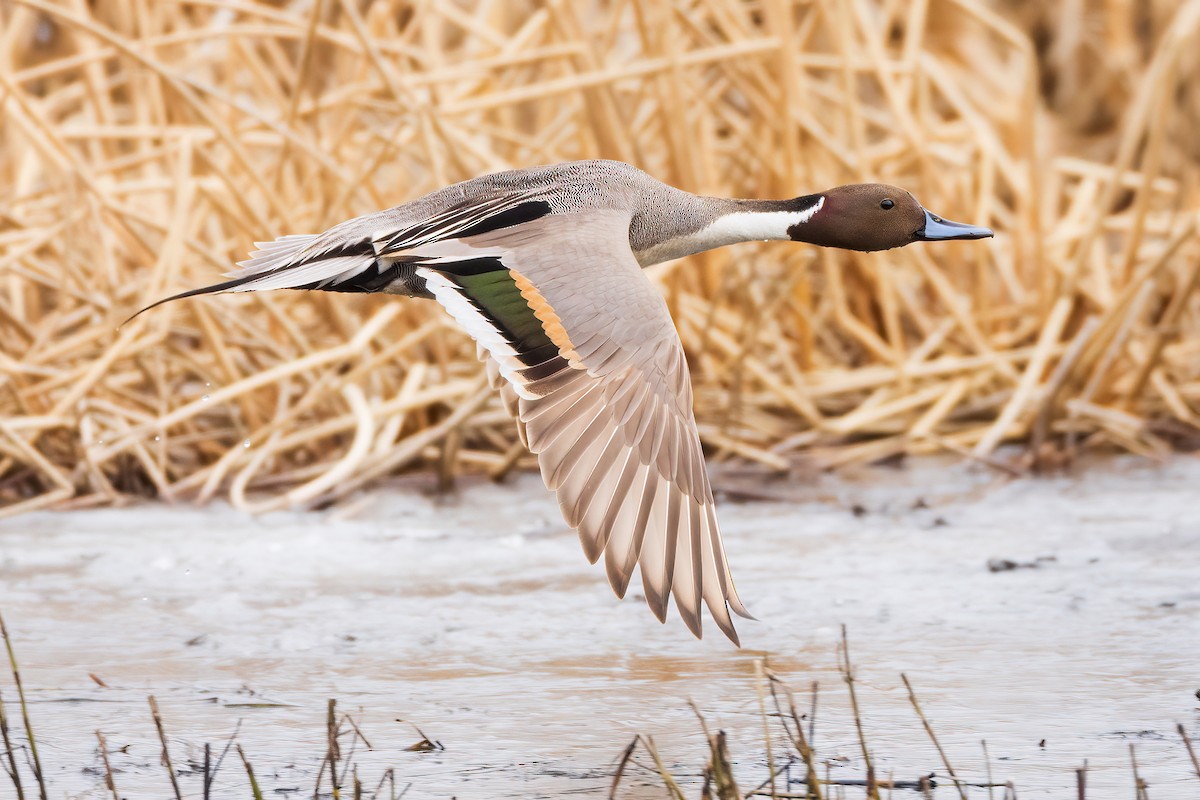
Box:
2, 0, 1200, 515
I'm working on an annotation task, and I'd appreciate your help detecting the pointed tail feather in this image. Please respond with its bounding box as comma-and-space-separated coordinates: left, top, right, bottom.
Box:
125, 233, 395, 324
124, 273, 272, 324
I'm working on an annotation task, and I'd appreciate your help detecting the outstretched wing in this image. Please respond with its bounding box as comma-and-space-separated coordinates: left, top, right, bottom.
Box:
413, 210, 750, 643
137, 195, 749, 642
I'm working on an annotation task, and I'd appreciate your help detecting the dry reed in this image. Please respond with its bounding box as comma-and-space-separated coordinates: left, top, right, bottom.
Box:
2, 615, 1197, 798
2, 0, 1200, 514
2, 616, 398, 800
615, 652, 1200, 800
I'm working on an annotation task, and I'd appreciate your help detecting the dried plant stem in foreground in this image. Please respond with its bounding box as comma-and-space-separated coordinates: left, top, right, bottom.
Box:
1182, 723, 1200, 781
0, 618, 1197, 798
94, 730, 118, 800
1, 622, 397, 799
237, 745, 265, 800
901, 673, 968, 800
3, 1, 1200, 513
0, 689, 25, 800
620, 645, 1200, 800
147, 695, 182, 800
0, 615, 45, 800
840, 626, 879, 800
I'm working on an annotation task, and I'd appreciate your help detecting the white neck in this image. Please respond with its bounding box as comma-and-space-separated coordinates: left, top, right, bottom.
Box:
635, 196, 825, 266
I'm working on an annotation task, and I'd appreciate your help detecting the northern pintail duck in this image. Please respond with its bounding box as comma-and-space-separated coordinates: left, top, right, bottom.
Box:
144, 159, 992, 644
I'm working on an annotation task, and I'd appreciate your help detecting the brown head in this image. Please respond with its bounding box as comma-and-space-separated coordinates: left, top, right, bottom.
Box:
787, 184, 992, 252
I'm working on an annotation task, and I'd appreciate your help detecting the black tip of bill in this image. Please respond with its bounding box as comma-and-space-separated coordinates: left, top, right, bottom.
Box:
916, 208, 993, 242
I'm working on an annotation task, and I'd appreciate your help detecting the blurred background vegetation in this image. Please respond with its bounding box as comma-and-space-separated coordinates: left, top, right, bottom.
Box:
2, 0, 1199, 515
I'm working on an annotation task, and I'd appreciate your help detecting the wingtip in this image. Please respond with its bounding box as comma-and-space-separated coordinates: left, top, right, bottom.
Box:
579, 530, 603, 565
678, 603, 703, 640
644, 588, 669, 623
723, 625, 741, 648
729, 597, 756, 621
605, 559, 632, 599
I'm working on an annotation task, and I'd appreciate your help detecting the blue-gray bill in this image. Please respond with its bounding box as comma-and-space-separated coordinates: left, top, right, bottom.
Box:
916, 208, 993, 241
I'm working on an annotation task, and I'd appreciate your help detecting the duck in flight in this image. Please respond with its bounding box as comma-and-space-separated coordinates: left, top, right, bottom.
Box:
140, 159, 993, 644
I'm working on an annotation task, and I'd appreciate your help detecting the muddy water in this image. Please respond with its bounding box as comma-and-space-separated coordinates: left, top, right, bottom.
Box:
1, 456, 1198, 798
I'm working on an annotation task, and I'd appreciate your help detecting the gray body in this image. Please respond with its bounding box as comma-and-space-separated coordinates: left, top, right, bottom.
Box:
304, 160, 760, 300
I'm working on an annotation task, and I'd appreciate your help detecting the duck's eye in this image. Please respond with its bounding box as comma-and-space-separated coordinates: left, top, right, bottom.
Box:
880, 199, 895, 210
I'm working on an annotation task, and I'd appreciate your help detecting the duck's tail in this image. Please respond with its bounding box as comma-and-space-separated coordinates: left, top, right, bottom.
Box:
126, 233, 397, 324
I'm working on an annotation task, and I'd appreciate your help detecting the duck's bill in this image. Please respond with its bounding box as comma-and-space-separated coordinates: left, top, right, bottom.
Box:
916, 209, 993, 241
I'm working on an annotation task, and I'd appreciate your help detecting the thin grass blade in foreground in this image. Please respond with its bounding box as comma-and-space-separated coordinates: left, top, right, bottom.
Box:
0, 613, 46, 800
615, 638, 1200, 800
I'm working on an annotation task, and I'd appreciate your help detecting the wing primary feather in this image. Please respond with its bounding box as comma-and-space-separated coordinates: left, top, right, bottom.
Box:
699, 504, 739, 645
575, 445, 640, 564
561, 426, 625, 530
605, 466, 659, 598
527, 386, 604, 460
544, 408, 612, 490
709, 501, 753, 620
586, 448, 643, 563
671, 499, 704, 638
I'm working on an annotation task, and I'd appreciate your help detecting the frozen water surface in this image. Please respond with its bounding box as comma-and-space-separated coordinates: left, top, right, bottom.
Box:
1, 455, 1198, 798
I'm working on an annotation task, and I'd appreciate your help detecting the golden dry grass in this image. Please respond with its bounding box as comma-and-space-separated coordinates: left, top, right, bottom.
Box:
2, 0, 1199, 515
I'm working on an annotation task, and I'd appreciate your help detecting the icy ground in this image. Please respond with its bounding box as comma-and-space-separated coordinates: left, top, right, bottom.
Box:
1, 456, 1198, 798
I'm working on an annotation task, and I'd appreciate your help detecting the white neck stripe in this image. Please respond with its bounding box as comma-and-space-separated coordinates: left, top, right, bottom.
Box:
698, 195, 825, 244
634, 196, 825, 266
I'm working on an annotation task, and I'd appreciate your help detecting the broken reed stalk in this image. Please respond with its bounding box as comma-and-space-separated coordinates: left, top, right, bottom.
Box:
147, 695, 183, 800
1076, 760, 1086, 800
203, 742, 211, 800
808, 681, 818, 750
639, 735, 688, 800
688, 699, 744, 800
982, 740, 996, 800
209, 718, 242, 797
0, 614, 45, 800
709, 731, 742, 800
839, 625, 880, 800
321, 698, 341, 800
754, 659, 778, 799
237, 744, 265, 800
0, 689, 24, 800
369, 767, 400, 800
3, 0, 1200, 514
1130, 744, 1149, 800
772, 673, 824, 800
95, 730, 119, 800
344, 713, 374, 750
608, 737, 638, 800
1180, 724, 1200, 782
901, 673, 968, 800
337, 722, 361, 792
